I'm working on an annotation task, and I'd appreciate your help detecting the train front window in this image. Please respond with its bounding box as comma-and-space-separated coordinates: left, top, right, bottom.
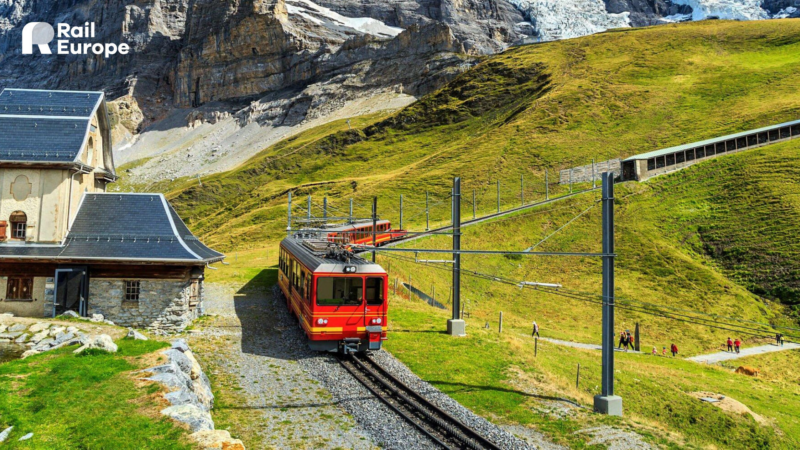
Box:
366, 278, 384, 305
317, 277, 363, 306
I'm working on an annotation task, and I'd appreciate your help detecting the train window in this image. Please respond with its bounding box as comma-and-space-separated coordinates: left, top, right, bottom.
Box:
301, 271, 306, 299
647, 158, 655, 171
366, 278, 384, 305
316, 277, 363, 306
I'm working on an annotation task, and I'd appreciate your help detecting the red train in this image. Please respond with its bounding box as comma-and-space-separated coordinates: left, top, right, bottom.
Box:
278, 237, 388, 353
322, 220, 407, 246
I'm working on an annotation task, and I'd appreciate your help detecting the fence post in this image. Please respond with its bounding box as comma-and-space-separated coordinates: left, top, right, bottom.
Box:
520, 174, 524, 206
349, 198, 353, 223
497, 180, 501, 213
576, 363, 581, 389
569, 169, 573, 193
473, 189, 476, 219
545, 169, 549, 200
307, 195, 311, 223
499, 311, 503, 333
287, 191, 292, 237
400, 194, 404, 231
426, 191, 430, 231
323, 197, 328, 223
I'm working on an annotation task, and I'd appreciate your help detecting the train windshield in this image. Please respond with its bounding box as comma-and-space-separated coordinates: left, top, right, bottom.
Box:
365, 278, 384, 305
316, 277, 363, 306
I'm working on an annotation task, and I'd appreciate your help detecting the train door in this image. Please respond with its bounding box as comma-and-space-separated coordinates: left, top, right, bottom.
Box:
364, 276, 386, 350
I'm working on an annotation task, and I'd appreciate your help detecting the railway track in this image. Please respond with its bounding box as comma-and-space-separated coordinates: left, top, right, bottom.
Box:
338, 353, 502, 450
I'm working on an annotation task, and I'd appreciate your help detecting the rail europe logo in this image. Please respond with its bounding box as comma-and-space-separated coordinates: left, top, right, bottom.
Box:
22, 22, 130, 58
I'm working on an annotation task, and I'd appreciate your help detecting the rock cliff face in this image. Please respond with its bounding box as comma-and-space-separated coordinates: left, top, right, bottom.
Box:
0, 0, 794, 183
0, 0, 531, 125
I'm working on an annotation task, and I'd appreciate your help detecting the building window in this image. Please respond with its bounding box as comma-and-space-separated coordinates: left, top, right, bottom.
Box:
6, 277, 33, 301
9, 211, 26, 240
124, 280, 141, 302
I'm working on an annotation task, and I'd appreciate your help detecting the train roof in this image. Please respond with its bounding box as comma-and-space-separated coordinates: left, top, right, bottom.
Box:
320, 220, 391, 232
281, 237, 386, 274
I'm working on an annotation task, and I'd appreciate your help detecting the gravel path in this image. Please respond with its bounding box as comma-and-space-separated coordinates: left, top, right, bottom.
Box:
539, 337, 642, 354
687, 342, 800, 364
187, 283, 376, 449
190, 282, 561, 450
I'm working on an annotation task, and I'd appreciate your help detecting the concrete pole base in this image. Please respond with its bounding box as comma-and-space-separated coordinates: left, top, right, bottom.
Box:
593, 395, 623, 416
447, 319, 466, 337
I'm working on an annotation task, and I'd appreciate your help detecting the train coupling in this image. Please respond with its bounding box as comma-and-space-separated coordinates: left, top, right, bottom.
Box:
342, 338, 361, 354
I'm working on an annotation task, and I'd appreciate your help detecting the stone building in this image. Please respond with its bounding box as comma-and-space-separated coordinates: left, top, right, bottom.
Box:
0, 88, 223, 332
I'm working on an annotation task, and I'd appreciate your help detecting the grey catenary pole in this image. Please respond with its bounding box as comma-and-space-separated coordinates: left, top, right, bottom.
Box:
594, 172, 621, 416
323, 197, 328, 223
349, 198, 353, 223
448, 177, 465, 336
307, 195, 311, 222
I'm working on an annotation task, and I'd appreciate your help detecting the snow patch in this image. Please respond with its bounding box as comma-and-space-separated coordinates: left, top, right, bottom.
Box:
509, 0, 631, 42
285, 0, 404, 38
774, 7, 798, 19
670, 0, 769, 21
659, 13, 693, 23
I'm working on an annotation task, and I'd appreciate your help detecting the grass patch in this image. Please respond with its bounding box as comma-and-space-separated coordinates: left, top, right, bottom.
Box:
0, 339, 191, 449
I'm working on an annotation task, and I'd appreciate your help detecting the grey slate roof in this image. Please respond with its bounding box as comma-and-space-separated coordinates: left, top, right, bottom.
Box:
0, 193, 224, 264
0, 89, 101, 117
0, 88, 103, 164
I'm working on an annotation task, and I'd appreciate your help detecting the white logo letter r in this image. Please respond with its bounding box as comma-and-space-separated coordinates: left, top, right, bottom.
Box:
22, 22, 54, 55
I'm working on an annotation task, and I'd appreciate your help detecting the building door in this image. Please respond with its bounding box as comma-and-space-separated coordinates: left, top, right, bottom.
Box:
53, 267, 88, 317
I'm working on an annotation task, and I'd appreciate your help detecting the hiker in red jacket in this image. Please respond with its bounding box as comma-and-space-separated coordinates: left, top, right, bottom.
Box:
727, 337, 733, 352
670, 343, 678, 357
734, 339, 741, 354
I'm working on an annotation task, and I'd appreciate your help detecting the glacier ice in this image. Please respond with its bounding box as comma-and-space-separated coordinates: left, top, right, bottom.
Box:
670, 0, 770, 21
285, 0, 404, 38
508, 0, 630, 42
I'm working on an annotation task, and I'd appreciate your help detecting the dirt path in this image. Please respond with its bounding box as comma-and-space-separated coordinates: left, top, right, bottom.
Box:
687, 342, 800, 364
187, 283, 376, 450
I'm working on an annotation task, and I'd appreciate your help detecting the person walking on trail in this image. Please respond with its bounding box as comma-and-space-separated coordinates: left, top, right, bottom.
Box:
777, 333, 783, 347
652, 346, 657, 356
662, 346, 667, 357
532, 321, 540, 338
727, 337, 734, 352
671, 343, 678, 357
618, 331, 627, 350
734, 338, 741, 354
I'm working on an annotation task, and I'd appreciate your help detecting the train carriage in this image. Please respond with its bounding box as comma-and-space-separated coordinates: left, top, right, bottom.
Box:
322, 220, 407, 246
278, 237, 388, 353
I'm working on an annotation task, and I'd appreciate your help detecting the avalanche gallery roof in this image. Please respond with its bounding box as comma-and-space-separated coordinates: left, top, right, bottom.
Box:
0, 88, 110, 166
0, 193, 224, 264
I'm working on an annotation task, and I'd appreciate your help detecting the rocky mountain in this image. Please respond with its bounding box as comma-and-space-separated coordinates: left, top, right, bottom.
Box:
0, 0, 796, 183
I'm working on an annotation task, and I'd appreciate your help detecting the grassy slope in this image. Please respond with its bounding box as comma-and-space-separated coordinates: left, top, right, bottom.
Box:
0, 339, 192, 449
377, 139, 800, 448
163, 19, 800, 256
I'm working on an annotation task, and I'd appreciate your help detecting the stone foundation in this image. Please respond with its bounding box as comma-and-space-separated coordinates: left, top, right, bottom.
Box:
88, 278, 201, 333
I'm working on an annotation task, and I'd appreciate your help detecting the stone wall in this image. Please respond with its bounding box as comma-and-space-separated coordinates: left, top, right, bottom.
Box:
88, 278, 201, 333
559, 159, 621, 185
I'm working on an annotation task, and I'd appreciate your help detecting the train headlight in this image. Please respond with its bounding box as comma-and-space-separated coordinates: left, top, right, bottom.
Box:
343, 266, 357, 273
317, 318, 329, 325
376, 318, 382, 324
